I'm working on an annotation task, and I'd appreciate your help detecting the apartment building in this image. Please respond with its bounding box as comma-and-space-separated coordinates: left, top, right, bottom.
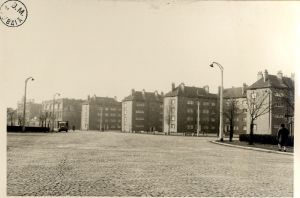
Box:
163, 83, 219, 134
17, 99, 42, 126
246, 70, 294, 135
42, 98, 84, 130
223, 84, 248, 135
122, 89, 163, 132
81, 95, 122, 131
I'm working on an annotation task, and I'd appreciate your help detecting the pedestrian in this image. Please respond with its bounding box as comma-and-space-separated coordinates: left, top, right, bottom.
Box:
72, 125, 75, 132
277, 123, 289, 152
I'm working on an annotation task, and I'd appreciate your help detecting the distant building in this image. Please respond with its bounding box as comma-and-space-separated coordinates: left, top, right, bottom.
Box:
122, 89, 163, 132
17, 99, 42, 126
223, 84, 248, 135
81, 95, 122, 131
246, 70, 294, 135
163, 83, 219, 134
42, 98, 84, 130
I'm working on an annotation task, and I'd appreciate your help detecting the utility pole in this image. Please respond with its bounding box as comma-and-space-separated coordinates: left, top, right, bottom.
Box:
22, 77, 34, 132
197, 101, 200, 136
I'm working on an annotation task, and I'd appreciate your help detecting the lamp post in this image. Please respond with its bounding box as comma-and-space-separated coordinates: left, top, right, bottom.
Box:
22, 77, 34, 132
209, 62, 224, 141
52, 92, 60, 132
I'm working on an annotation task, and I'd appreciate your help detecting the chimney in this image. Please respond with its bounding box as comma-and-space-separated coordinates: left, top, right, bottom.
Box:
291, 73, 295, 81
131, 89, 135, 96
142, 89, 146, 99
203, 85, 209, 93
172, 83, 175, 91
277, 70, 283, 80
257, 71, 263, 81
242, 83, 248, 95
180, 83, 185, 92
264, 69, 268, 82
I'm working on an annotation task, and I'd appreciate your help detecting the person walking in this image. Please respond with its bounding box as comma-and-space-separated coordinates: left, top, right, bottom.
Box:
277, 123, 289, 152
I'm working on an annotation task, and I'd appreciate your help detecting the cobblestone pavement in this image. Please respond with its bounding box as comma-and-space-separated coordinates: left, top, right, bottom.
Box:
7, 131, 293, 197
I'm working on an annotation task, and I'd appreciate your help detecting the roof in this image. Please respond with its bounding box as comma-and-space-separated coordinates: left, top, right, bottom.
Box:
223, 87, 246, 99
123, 91, 163, 102
85, 96, 120, 105
164, 85, 218, 99
248, 75, 294, 90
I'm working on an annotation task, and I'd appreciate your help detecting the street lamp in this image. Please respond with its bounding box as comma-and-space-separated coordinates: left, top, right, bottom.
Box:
22, 77, 34, 132
209, 62, 224, 141
52, 92, 60, 132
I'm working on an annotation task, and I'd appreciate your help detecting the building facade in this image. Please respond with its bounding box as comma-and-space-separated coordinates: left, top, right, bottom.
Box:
81, 95, 122, 131
223, 84, 248, 135
246, 70, 294, 135
163, 83, 219, 134
17, 99, 42, 126
42, 98, 84, 130
122, 89, 163, 132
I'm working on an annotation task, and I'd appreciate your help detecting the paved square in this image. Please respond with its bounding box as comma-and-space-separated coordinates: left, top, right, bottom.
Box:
7, 131, 293, 197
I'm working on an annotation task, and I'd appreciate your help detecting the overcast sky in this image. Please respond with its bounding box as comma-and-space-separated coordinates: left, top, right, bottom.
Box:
1, 0, 299, 108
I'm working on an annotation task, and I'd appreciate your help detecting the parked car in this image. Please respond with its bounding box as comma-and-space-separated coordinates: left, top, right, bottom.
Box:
57, 121, 69, 132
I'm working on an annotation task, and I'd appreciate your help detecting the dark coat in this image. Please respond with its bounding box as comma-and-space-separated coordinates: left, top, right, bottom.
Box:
277, 127, 289, 146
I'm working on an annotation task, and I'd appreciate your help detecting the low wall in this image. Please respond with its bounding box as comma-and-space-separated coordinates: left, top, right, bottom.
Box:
7, 126, 50, 132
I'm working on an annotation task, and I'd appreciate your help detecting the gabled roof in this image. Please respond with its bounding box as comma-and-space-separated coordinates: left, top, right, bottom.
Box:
223, 87, 246, 99
248, 75, 294, 90
86, 96, 119, 105
123, 91, 163, 102
165, 85, 218, 99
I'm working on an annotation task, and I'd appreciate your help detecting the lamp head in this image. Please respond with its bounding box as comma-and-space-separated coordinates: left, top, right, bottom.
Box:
31, 78, 34, 81
209, 63, 214, 68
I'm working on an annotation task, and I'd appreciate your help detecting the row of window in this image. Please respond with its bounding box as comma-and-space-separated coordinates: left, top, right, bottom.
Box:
186, 125, 216, 130
187, 100, 216, 106
97, 113, 121, 117
186, 117, 216, 122
187, 109, 211, 114
225, 125, 247, 131
97, 119, 121, 123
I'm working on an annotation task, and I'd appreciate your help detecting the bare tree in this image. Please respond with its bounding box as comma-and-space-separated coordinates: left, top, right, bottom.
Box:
246, 90, 273, 144
7, 108, 16, 126
164, 100, 172, 135
223, 98, 241, 142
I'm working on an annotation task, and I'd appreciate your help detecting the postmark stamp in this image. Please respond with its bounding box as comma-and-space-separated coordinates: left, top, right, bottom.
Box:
0, 0, 27, 27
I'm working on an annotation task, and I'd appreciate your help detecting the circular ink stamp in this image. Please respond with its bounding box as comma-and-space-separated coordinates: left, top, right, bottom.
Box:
0, 0, 27, 27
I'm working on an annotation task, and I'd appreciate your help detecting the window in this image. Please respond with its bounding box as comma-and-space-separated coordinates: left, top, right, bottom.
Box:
243, 126, 247, 130
243, 117, 247, 122
187, 125, 194, 129
187, 117, 193, 121
234, 126, 239, 130
111, 113, 116, 117
136, 117, 144, 121
187, 109, 194, 113
203, 102, 209, 106
273, 125, 280, 129
211, 126, 216, 130
171, 99, 175, 105
171, 107, 175, 113
136, 102, 145, 107
251, 92, 257, 99
203, 109, 209, 114
243, 109, 247, 113
171, 116, 175, 121
211, 118, 215, 122
211, 102, 216, 106
236, 118, 239, 121
203, 126, 209, 129
274, 114, 284, 119
171, 124, 175, 129
187, 100, 194, 105
136, 125, 144, 128
136, 110, 144, 114
105, 113, 109, 116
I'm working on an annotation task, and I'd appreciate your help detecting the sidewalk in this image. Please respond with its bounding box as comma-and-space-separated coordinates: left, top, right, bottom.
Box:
211, 140, 293, 155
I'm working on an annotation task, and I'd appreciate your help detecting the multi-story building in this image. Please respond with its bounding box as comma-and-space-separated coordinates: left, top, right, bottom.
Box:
122, 89, 163, 132
246, 70, 294, 135
163, 83, 219, 134
42, 98, 84, 130
223, 84, 248, 135
81, 95, 122, 131
17, 99, 42, 126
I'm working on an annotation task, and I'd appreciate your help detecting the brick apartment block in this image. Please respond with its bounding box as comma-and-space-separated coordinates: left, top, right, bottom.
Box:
122, 89, 163, 132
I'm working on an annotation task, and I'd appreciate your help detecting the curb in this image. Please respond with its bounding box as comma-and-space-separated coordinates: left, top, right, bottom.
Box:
210, 140, 293, 156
